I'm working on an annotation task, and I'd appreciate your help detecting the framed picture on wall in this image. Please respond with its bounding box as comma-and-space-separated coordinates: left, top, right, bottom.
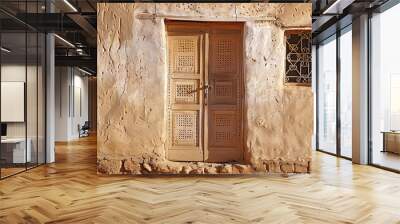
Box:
284, 30, 312, 86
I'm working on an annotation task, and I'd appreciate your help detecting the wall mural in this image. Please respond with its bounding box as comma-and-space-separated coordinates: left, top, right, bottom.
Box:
97, 3, 314, 175
285, 30, 312, 86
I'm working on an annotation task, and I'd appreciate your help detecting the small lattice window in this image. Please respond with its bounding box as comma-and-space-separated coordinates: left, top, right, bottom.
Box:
285, 30, 312, 86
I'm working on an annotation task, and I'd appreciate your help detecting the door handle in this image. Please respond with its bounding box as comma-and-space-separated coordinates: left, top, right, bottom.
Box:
188, 85, 211, 94
203, 84, 211, 106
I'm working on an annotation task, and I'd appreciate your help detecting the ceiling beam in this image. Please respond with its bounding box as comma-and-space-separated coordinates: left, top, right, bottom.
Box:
67, 13, 97, 39
55, 55, 96, 69
100, 0, 310, 2
322, 0, 356, 15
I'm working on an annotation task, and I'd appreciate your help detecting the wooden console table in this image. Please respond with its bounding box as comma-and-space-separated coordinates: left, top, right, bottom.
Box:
382, 131, 400, 154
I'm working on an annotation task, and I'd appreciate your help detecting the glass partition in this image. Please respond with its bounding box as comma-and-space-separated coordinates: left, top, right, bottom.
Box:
1, 30, 28, 177
0, 1, 47, 179
370, 3, 400, 171
317, 35, 337, 154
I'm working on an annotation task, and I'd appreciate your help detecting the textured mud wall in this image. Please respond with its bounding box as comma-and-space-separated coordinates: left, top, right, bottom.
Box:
97, 3, 313, 175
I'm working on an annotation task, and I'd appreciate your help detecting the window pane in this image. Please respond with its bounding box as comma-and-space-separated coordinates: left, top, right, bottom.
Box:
371, 4, 400, 171
317, 36, 337, 154
340, 28, 352, 158
1, 30, 28, 177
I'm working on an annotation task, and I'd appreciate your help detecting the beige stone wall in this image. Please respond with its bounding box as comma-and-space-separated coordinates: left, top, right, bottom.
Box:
97, 3, 313, 175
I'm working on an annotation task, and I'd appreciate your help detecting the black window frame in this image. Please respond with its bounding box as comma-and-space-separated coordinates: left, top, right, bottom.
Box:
315, 23, 353, 161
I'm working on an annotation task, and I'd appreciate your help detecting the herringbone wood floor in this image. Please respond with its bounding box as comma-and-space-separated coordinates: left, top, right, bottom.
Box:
1, 136, 400, 224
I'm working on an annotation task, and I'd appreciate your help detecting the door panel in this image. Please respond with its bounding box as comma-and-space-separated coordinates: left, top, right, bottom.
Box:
206, 31, 243, 162
209, 110, 238, 147
167, 34, 204, 161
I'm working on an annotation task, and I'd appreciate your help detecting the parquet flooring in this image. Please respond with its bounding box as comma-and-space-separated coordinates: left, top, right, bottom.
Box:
372, 151, 400, 171
1, 135, 400, 224
0, 167, 26, 178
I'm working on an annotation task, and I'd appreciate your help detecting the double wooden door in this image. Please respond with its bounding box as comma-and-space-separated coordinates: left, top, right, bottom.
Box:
166, 22, 243, 162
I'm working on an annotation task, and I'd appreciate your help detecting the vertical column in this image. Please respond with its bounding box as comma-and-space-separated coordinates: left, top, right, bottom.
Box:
46, 33, 55, 163
312, 45, 317, 150
336, 30, 341, 157
46, 0, 55, 163
352, 14, 369, 164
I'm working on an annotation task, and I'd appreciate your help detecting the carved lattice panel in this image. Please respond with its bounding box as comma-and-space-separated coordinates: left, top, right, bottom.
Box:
169, 37, 199, 74
210, 111, 237, 146
211, 80, 237, 104
213, 38, 237, 74
172, 79, 199, 104
285, 30, 312, 86
215, 81, 233, 98
172, 111, 199, 146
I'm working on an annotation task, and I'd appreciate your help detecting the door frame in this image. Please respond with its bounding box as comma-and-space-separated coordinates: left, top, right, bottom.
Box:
165, 20, 245, 162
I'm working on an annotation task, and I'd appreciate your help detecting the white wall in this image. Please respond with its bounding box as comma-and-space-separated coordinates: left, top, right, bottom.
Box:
55, 66, 70, 141
55, 67, 89, 141
1, 65, 26, 137
70, 72, 89, 138
1, 63, 46, 164
1, 65, 37, 138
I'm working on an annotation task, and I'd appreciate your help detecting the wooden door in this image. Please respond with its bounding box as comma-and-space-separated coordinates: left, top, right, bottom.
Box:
205, 27, 243, 162
166, 22, 243, 162
167, 33, 205, 161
